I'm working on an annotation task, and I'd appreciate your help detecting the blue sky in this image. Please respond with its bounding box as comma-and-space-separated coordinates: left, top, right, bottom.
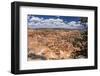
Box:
27, 15, 88, 29
28, 15, 81, 23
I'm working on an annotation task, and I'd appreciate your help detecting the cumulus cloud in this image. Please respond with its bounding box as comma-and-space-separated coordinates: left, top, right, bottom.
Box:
28, 16, 86, 29
68, 21, 82, 27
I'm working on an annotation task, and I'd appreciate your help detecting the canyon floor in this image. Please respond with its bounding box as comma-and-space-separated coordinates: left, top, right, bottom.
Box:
28, 28, 88, 60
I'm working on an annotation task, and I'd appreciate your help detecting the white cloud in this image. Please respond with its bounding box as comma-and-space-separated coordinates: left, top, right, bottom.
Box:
68, 21, 82, 27
29, 16, 43, 22
28, 16, 85, 29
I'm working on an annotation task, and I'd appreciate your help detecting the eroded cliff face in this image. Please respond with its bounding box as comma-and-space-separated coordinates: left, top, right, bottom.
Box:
28, 28, 87, 60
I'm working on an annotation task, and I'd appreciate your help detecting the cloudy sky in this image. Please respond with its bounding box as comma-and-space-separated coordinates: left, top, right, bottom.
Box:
27, 15, 87, 29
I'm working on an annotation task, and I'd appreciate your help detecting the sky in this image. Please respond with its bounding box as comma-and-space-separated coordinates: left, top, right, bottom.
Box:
27, 15, 88, 29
